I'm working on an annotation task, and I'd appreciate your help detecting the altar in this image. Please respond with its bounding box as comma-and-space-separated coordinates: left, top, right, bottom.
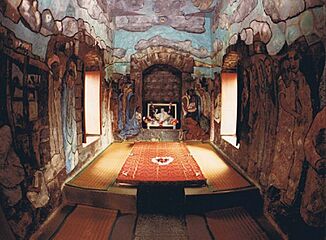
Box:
143, 103, 179, 129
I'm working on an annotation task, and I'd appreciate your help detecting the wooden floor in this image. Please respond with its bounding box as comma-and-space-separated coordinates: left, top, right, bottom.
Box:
67, 141, 251, 192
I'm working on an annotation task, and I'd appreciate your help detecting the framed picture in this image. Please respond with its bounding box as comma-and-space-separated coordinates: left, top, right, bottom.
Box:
145, 103, 178, 129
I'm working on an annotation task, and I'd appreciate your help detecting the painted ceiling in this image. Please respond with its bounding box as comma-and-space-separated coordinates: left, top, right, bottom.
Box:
77, 0, 218, 33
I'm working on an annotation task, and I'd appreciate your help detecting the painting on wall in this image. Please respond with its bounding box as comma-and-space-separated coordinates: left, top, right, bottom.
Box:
144, 102, 178, 129
181, 85, 210, 140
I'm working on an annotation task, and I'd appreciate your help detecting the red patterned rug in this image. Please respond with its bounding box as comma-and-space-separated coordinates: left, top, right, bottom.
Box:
116, 142, 206, 186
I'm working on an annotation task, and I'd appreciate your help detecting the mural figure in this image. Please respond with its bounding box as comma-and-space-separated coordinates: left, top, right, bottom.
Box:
301, 106, 326, 227
62, 59, 78, 173
247, 64, 258, 143
247, 60, 266, 179
47, 54, 65, 163
182, 89, 201, 122
259, 56, 278, 186
118, 100, 142, 140
270, 50, 313, 205
117, 75, 134, 132
182, 87, 209, 140
239, 68, 250, 142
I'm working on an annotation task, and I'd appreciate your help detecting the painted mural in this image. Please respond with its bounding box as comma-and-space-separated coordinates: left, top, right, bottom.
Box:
213, 31, 325, 240
0, 0, 115, 238
61, 57, 79, 173
0, 0, 325, 238
210, 0, 325, 238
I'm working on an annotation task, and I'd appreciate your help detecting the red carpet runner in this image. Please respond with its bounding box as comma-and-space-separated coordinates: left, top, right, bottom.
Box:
116, 142, 206, 186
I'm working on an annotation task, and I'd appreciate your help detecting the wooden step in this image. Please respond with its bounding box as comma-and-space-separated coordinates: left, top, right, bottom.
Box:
185, 186, 261, 214
53, 205, 117, 240
206, 207, 269, 240
63, 185, 137, 214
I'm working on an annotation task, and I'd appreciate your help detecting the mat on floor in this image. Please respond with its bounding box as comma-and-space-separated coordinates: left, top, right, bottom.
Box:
116, 142, 206, 186
53, 205, 118, 240
67, 142, 133, 190
186, 142, 251, 191
206, 207, 268, 240
134, 214, 188, 240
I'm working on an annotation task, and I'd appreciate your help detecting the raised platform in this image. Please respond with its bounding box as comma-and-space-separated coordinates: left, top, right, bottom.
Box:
64, 141, 255, 214
35, 141, 281, 240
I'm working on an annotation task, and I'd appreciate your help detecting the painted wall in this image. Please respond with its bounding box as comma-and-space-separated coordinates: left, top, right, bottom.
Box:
0, 1, 115, 239
211, 0, 325, 238
211, 0, 325, 67
110, 17, 213, 140
113, 17, 213, 77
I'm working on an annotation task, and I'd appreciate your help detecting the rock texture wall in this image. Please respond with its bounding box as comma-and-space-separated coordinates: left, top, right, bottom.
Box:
211, 0, 325, 66
211, 0, 325, 238
0, 1, 115, 239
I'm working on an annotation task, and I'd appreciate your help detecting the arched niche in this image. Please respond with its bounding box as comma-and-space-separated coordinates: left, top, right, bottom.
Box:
130, 47, 195, 113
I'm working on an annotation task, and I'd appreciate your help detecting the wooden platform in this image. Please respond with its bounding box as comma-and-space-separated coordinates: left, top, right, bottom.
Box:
38, 142, 281, 240
185, 142, 251, 191
67, 141, 250, 192
67, 142, 133, 190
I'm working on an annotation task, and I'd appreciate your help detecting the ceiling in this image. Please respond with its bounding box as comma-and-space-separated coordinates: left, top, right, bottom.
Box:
77, 0, 218, 33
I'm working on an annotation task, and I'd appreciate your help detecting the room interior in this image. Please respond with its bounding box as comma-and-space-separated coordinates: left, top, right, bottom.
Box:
0, 0, 325, 239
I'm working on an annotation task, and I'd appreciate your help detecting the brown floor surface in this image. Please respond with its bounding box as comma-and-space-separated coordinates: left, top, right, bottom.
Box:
53, 205, 118, 240
110, 214, 137, 240
67, 142, 133, 190
186, 142, 251, 191
185, 215, 212, 240
48, 206, 278, 240
206, 207, 269, 240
